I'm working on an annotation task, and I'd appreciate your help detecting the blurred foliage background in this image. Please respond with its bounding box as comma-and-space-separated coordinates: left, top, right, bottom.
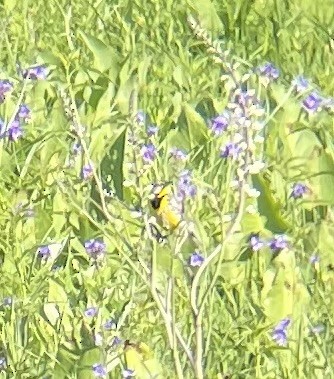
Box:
0, 0, 333, 378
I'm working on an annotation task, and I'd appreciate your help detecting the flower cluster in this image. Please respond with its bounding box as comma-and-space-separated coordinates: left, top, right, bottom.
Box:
141, 143, 156, 163
289, 75, 334, 114
0, 64, 47, 142
22, 65, 48, 80
0, 104, 32, 143
208, 87, 267, 186
249, 234, 289, 253
176, 170, 197, 201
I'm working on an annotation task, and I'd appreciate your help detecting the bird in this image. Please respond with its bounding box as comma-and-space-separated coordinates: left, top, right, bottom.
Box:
150, 182, 182, 231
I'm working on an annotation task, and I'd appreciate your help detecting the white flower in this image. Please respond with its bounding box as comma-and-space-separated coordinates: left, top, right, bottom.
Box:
94, 333, 103, 346
246, 204, 258, 214
248, 160, 266, 174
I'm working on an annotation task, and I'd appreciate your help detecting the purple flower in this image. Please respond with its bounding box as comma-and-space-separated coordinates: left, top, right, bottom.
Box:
110, 336, 122, 347
17, 104, 31, 121
72, 142, 81, 155
257, 62, 280, 80
290, 183, 308, 199
147, 124, 158, 137
81, 163, 94, 180
177, 170, 197, 199
8, 120, 23, 142
209, 112, 230, 135
235, 90, 258, 107
309, 254, 320, 264
189, 251, 205, 267
170, 147, 187, 160
302, 92, 322, 113
272, 328, 288, 346
84, 307, 98, 317
268, 235, 288, 252
37, 245, 51, 259
103, 319, 117, 330
292, 75, 309, 93
274, 318, 291, 331
135, 110, 146, 124
84, 239, 106, 259
123, 368, 135, 378
220, 142, 241, 159
0, 79, 13, 102
272, 318, 291, 347
249, 235, 264, 251
141, 143, 156, 163
23, 65, 48, 80
92, 363, 107, 378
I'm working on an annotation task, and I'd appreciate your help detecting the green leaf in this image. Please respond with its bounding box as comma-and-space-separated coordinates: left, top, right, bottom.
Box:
38, 50, 64, 67
115, 76, 136, 115
100, 126, 126, 200
190, 0, 224, 35
308, 151, 334, 205
93, 83, 116, 125
43, 303, 60, 326
138, 56, 152, 88
53, 346, 79, 379
219, 262, 246, 286
262, 250, 310, 323
285, 129, 322, 159
48, 279, 68, 303
172, 66, 184, 88
3, 0, 17, 11
79, 31, 120, 76
53, 191, 68, 235
252, 174, 291, 233
182, 103, 209, 148
124, 342, 163, 379
241, 212, 266, 234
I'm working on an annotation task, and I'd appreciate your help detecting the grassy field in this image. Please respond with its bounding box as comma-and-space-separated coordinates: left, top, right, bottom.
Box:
0, 0, 334, 378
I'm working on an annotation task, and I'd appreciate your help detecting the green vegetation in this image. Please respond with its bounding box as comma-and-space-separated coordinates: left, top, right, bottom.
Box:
0, 0, 333, 378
